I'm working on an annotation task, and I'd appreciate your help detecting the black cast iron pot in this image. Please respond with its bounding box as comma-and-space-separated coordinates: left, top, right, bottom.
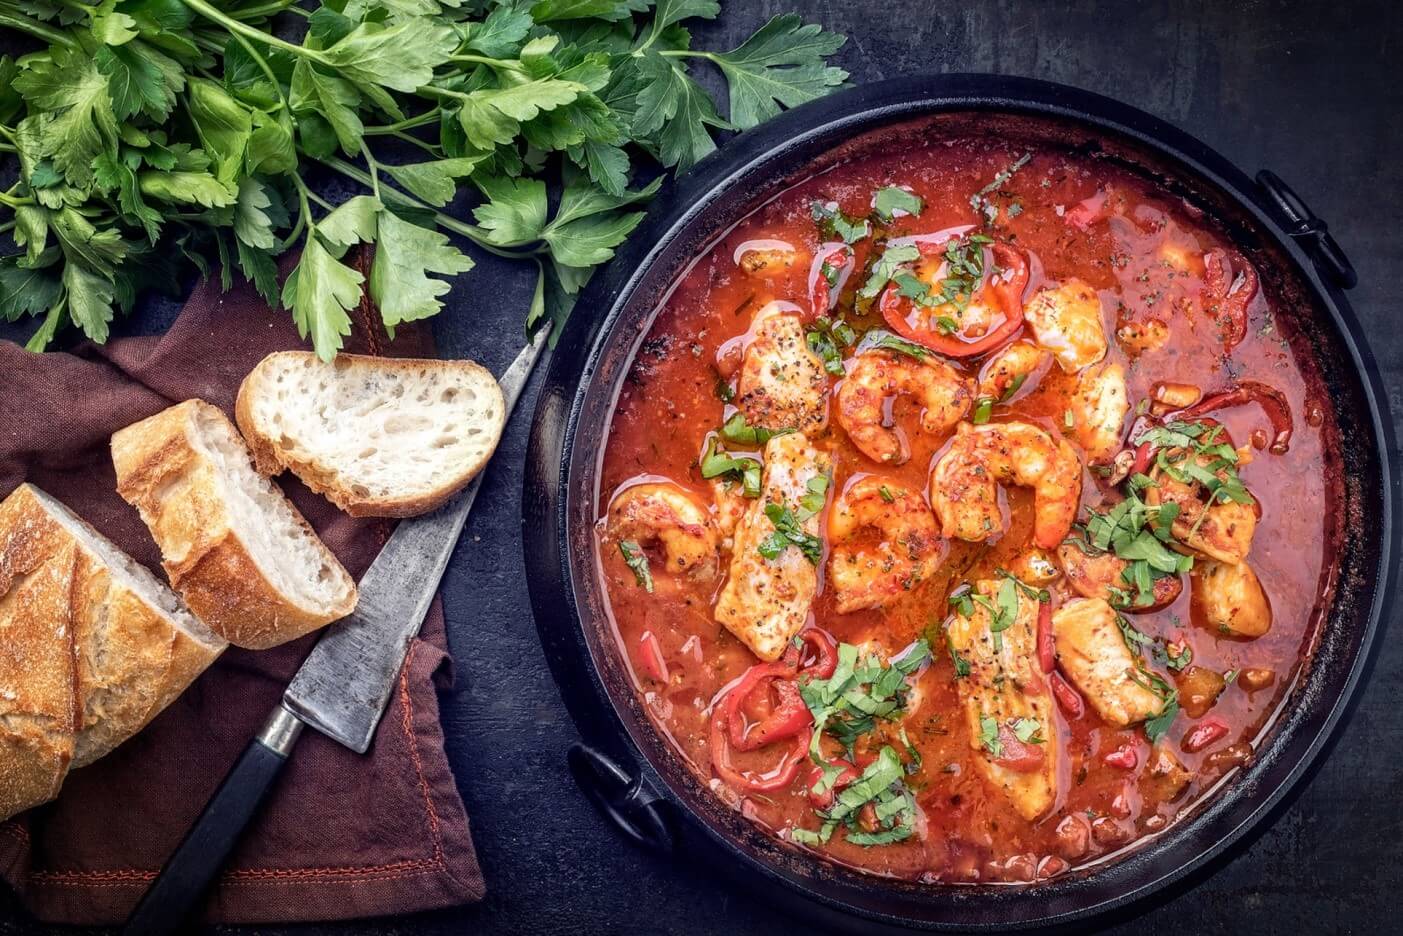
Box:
522, 74, 1397, 931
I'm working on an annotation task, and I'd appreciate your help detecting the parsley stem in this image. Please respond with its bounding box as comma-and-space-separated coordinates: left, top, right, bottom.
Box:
284, 173, 313, 249
181, 0, 322, 63
317, 156, 534, 260
228, 0, 300, 19
0, 221, 14, 237
364, 110, 442, 134
0, 142, 14, 154
392, 130, 441, 155
362, 147, 383, 200
449, 54, 518, 70
0, 9, 78, 48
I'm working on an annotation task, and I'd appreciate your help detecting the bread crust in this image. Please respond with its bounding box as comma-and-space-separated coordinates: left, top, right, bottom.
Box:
112, 400, 358, 650
0, 484, 225, 820
235, 352, 506, 518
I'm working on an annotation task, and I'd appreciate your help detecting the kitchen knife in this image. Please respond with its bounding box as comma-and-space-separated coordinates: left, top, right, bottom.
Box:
123, 329, 549, 936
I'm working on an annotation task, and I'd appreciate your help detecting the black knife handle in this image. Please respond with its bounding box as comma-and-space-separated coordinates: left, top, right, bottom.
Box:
123, 706, 305, 936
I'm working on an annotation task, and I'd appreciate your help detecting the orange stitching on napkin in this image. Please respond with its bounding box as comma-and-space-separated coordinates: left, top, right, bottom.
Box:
25, 640, 446, 888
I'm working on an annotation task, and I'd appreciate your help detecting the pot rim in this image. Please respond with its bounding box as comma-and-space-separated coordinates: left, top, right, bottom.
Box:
523, 73, 1399, 930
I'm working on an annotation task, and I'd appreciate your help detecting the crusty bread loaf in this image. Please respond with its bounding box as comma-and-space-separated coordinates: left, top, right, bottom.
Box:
235, 351, 506, 518
111, 400, 358, 650
0, 484, 226, 821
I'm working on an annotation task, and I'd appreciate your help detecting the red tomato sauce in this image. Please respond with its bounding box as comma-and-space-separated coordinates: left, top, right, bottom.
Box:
594, 136, 1340, 882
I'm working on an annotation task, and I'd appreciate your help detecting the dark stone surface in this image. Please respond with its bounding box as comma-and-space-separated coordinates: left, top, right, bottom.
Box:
3, 1, 1400, 933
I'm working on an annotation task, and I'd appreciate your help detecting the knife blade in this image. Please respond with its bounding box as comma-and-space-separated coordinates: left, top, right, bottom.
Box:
284, 327, 548, 752
123, 330, 549, 936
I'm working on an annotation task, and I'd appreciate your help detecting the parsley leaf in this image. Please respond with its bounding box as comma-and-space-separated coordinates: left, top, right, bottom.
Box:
706, 14, 847, 129
281, 234, 363, 361
0, 0, 843, 355
369, 209, 475, 334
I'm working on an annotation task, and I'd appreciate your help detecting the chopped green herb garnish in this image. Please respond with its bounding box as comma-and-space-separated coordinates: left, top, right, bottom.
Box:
1000, 372, 1029, 402
811, 200, 872, 245
978, 715, 1002, 756
699, 438, 761, 498
1011, 717, 1045, 744
972, 397, 994, 424
970, 152, 1033, 223
859, 329, 929, 360
714, 376, 736, 403
947, 630, 971, 678
858, 243, 921, 299
873, 186, 924, 222
879, 485, 896, 503
619, 540, 653, 593
948, 584, 974, 618
1143, 697, 1179, 743
721, 412, 794, 446
806, 316, 854, 376
758, 502, 824, 564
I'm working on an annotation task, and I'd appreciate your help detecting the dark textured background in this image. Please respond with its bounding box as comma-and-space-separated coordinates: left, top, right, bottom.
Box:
3, 1, 1401, 933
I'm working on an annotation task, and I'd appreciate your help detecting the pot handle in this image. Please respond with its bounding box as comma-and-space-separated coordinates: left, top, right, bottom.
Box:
568, 743, 676, 854
1255, 170, 1357, 290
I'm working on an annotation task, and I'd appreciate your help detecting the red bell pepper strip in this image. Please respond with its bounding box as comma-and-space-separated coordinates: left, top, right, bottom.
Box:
1049, 671, 1085, 719
1130, 440, 1155, 477
1036, 600, 1055, 674
1202, 248, 1259, 352
810, 245, 854, 317
878, 240, 1028, 357
710, 719, 811, 794
718, 658, 811, 752
793, 627, 838, 679
1181, 717, 1230, 753
1170, 380, 1293, 455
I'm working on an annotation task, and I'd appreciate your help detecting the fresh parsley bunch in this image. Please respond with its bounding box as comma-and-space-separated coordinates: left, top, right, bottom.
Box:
0, 0, 847, 358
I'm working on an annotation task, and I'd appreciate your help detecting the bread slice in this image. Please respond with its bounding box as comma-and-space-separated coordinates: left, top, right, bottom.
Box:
0, 484, 226, 821
235, 352, 506, 518
111, 400, 358, 650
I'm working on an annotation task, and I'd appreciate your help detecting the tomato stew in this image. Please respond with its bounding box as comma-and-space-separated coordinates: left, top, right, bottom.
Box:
594, 135, 1341, 884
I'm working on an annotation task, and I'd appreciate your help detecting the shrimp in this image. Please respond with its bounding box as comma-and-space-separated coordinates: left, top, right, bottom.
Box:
607, 482, 720, 583
1068, 362, 1129, 464
977, 341, 1051, 401
736, 306, 828, 433
930, 421, 1083, 550
946, 578, 1058, 821
1023, 278, 1108, 373
1144, 454, 1257, 564
1193, 558, 1272, 638
835, 349, 973, 464
1052, 598, 1168, 728
827, 477, 945, 613
715, 433, 832, 661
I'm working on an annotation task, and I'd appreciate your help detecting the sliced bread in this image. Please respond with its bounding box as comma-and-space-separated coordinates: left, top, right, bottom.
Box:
235, 351, 506, 518
0, 483, 226, 821
111, 400, 358, 650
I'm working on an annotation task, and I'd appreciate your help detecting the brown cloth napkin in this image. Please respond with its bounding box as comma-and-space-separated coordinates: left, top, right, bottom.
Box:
0, 253, 486, 926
